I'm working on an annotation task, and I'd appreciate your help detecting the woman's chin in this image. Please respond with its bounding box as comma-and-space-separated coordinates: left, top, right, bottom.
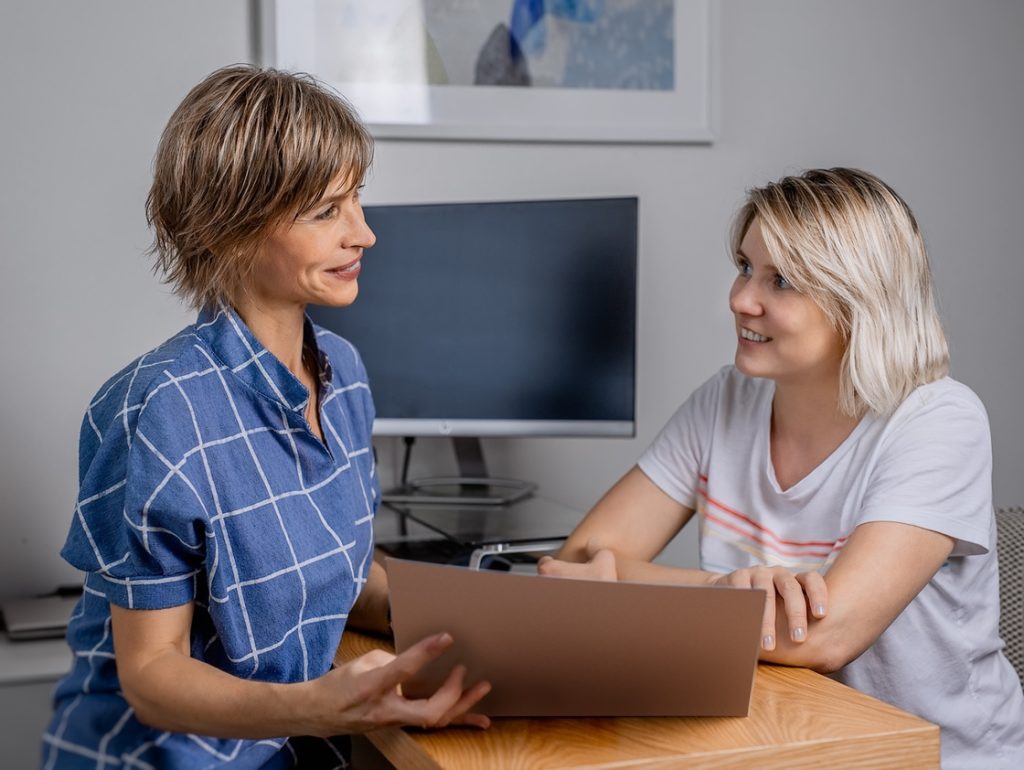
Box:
309, 285, 359, 308
734, 354, 771, 380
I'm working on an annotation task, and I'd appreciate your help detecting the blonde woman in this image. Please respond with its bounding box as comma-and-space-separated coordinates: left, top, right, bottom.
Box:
540, 168, 1024, 769
42, 66, 489, 769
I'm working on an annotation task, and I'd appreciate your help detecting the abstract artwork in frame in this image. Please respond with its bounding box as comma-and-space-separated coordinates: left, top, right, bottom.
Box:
262, 0, 714, 143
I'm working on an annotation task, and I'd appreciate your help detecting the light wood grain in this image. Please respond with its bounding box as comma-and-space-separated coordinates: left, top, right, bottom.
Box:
339, 631, 938, 769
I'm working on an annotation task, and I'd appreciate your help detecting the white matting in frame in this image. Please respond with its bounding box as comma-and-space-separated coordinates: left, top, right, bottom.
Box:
261, 0, 714, 143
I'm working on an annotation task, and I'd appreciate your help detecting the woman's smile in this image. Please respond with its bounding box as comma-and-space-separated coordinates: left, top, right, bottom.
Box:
739, 327, 771, 343
327, 257, 362, 281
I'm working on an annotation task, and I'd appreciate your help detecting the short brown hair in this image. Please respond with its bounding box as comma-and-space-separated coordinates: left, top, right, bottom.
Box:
731, 168, 949, 416
146, 65, 373, 309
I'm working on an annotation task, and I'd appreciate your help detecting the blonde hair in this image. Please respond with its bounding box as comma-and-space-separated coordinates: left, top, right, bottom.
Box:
730, 168, 949, 416
146, 65, 373, 309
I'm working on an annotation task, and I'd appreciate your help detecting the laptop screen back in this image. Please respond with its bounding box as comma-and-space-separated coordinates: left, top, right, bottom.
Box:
387, 558, 764, 717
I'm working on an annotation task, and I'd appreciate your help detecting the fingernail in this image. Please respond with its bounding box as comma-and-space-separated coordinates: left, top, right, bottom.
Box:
762, 634, 774, 650
438, 632, 453, 644
792, 627, 806, 641
814, 604, 826, 617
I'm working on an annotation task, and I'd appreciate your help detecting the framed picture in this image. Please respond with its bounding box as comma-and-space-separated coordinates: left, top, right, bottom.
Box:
260, 0, 714, 143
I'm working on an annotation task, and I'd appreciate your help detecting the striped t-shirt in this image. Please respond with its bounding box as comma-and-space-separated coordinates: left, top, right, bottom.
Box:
639, 365, 1024, 770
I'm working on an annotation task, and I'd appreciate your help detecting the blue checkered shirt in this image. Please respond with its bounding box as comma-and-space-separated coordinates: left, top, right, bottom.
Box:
42, 304, 379, 769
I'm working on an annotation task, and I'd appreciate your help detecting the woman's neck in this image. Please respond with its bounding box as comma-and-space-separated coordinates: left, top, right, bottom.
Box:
769, 373, 862, 490
771, 375, 857, 442
231, 294, 307, 379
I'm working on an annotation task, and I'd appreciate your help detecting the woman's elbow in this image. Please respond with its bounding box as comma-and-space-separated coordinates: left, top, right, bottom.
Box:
778, 627, 865, 674
117, 663, 177, 731
119, 684, 159, 728
805, 648, 851, 675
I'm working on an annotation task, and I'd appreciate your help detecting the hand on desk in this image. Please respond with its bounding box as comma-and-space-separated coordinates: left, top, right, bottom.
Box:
537, 542, 618, 581
312, 632, 491, 735
710, 566, 828, 651
536, 544, 829, 654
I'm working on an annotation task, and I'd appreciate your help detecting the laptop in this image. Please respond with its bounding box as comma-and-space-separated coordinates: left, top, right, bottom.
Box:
386, 558, 764, 717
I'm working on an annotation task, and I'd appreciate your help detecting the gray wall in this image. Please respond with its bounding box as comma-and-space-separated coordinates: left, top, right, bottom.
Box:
2, 0, 1023, 600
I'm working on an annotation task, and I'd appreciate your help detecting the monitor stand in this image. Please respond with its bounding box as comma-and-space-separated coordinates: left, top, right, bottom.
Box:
382, 437, 536, 507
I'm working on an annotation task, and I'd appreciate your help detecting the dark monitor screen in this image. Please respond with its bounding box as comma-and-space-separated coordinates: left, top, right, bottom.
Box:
308, 197, 637, 437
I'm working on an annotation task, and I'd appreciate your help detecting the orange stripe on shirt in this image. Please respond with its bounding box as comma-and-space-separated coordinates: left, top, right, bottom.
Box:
700, 518, 833, 571
702, 507, 835, 559
695, 475, 848, 560
697, 480, 845, 550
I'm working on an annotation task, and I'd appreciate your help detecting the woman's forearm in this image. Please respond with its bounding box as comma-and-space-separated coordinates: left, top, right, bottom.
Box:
122, 647, 317, 738
113, 601, 492, 740
615, 556, 718, 587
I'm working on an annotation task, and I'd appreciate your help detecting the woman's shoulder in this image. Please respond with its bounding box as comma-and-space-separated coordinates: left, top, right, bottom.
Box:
873, 377, 992, 460
894, 376, 988, 425
84, 324, 209, 430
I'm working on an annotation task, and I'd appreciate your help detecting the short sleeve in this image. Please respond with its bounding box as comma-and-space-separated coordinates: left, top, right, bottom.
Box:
856, 381, 993, 556
61, 387, 207, 609
637, 368, 726, 508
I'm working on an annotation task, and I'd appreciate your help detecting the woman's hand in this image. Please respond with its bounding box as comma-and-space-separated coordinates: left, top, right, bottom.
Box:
711, 567, 828, 650
113, 603, 488, 738
537, 543, 618, 581
307, 632, 492, 736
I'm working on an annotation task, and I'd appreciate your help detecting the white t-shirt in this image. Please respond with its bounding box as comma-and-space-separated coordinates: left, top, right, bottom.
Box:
639, 366, 1024, 770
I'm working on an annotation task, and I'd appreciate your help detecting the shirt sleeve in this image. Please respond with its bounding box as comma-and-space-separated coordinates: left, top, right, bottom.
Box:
61, 385, 207, 609
856, 382, 994, 556
637, 368, 726, 509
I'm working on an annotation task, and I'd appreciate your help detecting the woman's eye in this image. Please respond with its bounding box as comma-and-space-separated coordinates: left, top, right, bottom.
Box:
315, 204, 338, 221
774, 274, 793, 289
736, 259, 752, 277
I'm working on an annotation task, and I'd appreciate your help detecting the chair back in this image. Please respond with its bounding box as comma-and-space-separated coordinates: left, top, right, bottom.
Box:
996, 506, 1024, 688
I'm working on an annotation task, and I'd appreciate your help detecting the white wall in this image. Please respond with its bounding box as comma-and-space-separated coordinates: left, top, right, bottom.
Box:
2, 1, 1023, 600
0, 0, 250, 598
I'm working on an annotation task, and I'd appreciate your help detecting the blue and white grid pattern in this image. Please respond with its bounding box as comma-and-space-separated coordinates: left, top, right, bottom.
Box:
42, 304, 379, 769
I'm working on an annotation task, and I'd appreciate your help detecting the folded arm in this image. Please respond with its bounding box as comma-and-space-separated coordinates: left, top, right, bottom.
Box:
758, 520, 953, 672
542, 465, 955, 673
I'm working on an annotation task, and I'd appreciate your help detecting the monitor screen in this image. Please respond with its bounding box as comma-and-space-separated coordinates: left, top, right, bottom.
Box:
308, 197, 637, 437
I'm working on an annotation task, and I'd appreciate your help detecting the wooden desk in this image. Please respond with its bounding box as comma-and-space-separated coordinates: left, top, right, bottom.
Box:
340, 632, 938, 770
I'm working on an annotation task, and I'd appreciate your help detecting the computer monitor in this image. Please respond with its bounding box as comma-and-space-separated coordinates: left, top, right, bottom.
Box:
308, 197, 637, 504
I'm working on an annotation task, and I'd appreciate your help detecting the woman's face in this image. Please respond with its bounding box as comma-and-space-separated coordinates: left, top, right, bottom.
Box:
729, 218, 845, 386
245, 172, 376, 312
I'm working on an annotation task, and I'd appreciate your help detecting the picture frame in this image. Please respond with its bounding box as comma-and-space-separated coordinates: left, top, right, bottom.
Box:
259, 1, 714, 144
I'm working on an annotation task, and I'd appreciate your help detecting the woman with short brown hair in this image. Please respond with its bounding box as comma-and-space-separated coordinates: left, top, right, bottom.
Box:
42, 65, 488, 769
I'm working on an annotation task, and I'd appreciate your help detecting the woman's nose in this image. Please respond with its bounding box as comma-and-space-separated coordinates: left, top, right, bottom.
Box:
360, 220, 376, 249
729, 277, 763, 316
346, 211, 376, 250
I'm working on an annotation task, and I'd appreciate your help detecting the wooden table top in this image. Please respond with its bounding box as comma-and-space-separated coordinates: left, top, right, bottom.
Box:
339, 631, 939, 770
